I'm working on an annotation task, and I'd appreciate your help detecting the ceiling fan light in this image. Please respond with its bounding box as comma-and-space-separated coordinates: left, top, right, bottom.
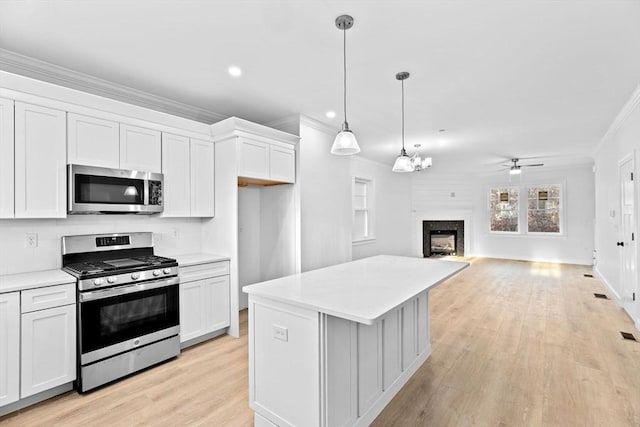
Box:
331, 127, 360, 155
510, 166, 521, 175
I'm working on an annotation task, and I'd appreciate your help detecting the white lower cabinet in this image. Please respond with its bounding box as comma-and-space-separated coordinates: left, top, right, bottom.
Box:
0, 292, 20, 407
179, 261, 230, 347
20, 304, 76, 398
0, 282, 76, 412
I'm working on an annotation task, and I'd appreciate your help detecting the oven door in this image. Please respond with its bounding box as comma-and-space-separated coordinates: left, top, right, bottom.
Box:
78, 277, 179, 365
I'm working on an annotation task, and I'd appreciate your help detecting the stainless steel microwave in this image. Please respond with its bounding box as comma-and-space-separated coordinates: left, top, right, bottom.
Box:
68, 164, 163, 214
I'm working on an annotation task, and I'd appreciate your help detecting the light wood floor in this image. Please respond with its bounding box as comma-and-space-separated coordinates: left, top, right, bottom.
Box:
2, 258, 639, 426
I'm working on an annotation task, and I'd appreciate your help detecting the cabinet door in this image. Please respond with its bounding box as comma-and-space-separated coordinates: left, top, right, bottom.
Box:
179, 280, 206, 343
119, 124, 161, 173
238, 138, 269, 180
269, 145, 295, 183
67, 113, 119, 168
0, 98, 14, 218
14, 102, 66, 218
161, 133, 191, 217
0, 292, 20, 407
21, 304, 76, 398
208, 275, 230, 331
190, 138, 215, 217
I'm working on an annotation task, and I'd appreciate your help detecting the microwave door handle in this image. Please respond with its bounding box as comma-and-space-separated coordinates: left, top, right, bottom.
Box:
144, 179, 149, 206
80, 276, 180, 302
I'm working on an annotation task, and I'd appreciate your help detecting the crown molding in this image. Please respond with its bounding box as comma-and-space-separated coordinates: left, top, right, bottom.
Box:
300, 115, 337, 135
596, 81, 640, 153
0, 48, 226, 124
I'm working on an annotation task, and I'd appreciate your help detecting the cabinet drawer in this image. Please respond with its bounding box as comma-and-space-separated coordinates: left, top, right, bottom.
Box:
179, 261, 229, 283
21, 283, 76, 313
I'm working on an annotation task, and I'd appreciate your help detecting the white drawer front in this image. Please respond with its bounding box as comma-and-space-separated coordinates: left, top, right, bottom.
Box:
179, 261, 230, 283
21, 283, 76, 313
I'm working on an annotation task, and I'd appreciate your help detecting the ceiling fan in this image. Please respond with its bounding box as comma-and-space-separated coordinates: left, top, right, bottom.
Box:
503, 158, 544, 175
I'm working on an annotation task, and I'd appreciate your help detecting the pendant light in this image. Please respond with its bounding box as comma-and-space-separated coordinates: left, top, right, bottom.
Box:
331, 15, 361, 155
392, 72, 415, 172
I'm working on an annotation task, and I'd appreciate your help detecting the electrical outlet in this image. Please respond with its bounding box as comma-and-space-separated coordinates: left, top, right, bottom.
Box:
273, 324, 288, 342
25, 233, 38, 248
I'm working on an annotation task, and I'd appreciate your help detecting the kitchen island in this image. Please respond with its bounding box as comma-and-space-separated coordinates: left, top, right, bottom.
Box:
243, 255, 469, 427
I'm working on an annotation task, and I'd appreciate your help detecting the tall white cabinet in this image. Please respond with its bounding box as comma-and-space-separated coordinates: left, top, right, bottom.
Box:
14, 102, 66, 218
0, 292, 20, 408
0, 98, 14, 219
161, 133, 215, 217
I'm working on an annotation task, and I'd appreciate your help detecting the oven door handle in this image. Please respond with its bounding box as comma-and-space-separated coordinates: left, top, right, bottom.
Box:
79, 276, 180, 302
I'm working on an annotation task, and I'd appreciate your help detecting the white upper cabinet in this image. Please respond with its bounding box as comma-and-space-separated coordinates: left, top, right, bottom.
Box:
190, 138, 215, 217
68, 114, 162, 173
161, 133, 214, 218
161, 133, 191, 217
67, 113, 119, 168
238, 138, 270, 180
119, 124, 162, 173
237, 137, 295, 183
270, 144, 295, 183
14, 102, 66, 218
0, 98, 14, 218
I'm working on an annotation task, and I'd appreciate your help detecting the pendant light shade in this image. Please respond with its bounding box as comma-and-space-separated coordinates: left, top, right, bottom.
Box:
392, 72, 414, 172
331, 15, 360, 156
392, 148, 415, 172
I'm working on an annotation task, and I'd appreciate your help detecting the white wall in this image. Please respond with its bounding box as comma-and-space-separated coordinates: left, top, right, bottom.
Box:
410, 165, 595, 265
350, 157, 413, 260
593, 87, 640, 316
237, 183, 297, 310
238, 186, 261, 309
0, 216, 202, 275
298, 119, 352, 271
472, 165, 594, 265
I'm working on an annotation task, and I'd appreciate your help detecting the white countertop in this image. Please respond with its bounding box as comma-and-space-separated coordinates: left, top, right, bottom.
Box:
243, 255, 469, 325
174, 253, 230, 267
0, 269, 76, 294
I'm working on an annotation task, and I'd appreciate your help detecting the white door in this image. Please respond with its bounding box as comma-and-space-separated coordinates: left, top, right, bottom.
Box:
67, 113, 119, 168
21, 304, 76, 398
14, 102, 67, 218
190, 138, 215, 217
619, 155, 637, 321
119, 124, 161, 173
0, 292, 20, 407
161, 132, 191, 217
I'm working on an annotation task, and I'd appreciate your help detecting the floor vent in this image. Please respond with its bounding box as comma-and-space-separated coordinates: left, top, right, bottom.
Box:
594, 293, 608, 299
584, 274, 594, 278
620, 331, 637, 341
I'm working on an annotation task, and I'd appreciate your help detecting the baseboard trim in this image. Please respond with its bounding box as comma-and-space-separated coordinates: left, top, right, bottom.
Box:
0, 382, 73, 417
593, 265, 622, 305
473, 253, 592, 266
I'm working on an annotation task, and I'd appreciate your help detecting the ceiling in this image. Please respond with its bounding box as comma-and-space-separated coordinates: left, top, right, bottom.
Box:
1, 1, 639, 174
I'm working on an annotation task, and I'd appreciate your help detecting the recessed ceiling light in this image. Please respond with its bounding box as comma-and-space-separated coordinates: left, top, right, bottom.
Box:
326, 111, 336, 119
228, 66, 242, 77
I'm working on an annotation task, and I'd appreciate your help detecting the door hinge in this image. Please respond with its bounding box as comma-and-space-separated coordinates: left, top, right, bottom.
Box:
633, 233, 635, 241
634, 292, 636, 302
632, 172, 634, 181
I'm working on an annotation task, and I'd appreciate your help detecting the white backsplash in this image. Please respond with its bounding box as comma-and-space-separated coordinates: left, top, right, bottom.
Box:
0, 215, 204, 275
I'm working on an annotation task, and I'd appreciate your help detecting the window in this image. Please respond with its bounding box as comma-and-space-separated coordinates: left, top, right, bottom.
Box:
352, 177, 374, 242
488, 184, 563, 235
527, 185, 561, 233
489, 187, 519, 232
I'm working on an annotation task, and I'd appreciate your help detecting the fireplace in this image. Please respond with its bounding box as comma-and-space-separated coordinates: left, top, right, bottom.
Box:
423, 220, 464, 257
430, 230, 457, 255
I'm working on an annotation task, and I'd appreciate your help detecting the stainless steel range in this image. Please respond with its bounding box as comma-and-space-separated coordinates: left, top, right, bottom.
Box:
62, 232, 180, 392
